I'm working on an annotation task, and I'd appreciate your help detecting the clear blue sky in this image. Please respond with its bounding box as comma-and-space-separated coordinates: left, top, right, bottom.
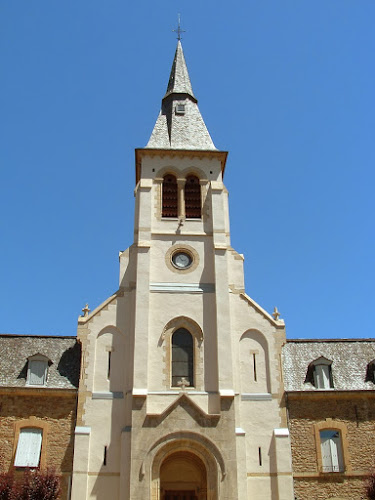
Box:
1, 1, 374, 339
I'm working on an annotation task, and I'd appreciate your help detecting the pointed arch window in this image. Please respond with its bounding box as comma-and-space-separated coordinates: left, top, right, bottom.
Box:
162, 174, 178, 218
184, 175, 201, 219
171, 328, 194, 387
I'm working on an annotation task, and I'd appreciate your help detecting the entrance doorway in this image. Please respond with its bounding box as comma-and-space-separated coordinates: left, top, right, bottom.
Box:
160, 451, 207, 500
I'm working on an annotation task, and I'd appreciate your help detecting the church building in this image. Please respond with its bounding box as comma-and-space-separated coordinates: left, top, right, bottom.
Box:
70, 40, 295, 500
1, 36, 374, 500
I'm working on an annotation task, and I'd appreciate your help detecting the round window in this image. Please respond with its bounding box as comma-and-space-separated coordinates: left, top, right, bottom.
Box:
171, 251, 193, 270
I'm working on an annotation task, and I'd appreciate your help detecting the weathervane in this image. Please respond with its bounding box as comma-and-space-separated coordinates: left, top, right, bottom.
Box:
172, 14, 186, 41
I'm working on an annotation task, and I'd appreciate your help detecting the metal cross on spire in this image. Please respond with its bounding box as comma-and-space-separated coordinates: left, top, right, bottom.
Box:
172, 14, 186, 40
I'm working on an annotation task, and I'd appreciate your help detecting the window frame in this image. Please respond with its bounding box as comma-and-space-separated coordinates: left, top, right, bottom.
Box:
14, 427, 43, 468
26, 354, 49, 387
306, 357, 334, 389
314, 420, 350, 474
171, 328, 194, 388
13, 417, 49, 469
160, 172, 203, 221
319, 429, 344, 473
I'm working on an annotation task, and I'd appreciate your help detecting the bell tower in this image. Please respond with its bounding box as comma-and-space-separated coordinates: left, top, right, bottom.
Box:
72, 40, 294, 500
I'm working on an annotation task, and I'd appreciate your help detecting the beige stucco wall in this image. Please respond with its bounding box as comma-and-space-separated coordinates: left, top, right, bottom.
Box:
71, 151, 294, 500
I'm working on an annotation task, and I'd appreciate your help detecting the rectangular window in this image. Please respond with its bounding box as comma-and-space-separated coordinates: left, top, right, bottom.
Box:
28, 360, 47, 386
314, 364, 332, 389
175, 103, 185, 114
14, 428, 42, 467
320, 430, 344, 472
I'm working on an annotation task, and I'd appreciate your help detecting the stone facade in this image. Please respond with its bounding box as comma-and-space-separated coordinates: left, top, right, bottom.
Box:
283, 339, 375, 500
0, 393, 77, 498
0, 335, 80, 499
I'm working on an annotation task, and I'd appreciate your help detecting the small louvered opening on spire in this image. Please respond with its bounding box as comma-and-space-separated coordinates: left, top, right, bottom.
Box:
162, 174, 178, 218
185, 175, 201, 219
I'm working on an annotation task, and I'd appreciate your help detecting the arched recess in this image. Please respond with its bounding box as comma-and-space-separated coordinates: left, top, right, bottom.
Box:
239, 329, 271, 393
145, 432, 224, 500
160, 450, 206, 499
94, 326, 126, 392
160, 317, 204, 391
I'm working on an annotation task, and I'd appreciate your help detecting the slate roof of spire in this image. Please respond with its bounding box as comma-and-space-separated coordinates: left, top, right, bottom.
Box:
146, 41, 216, 150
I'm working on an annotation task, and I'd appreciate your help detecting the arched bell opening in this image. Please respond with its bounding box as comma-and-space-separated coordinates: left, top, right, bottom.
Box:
160, 451, 207, 500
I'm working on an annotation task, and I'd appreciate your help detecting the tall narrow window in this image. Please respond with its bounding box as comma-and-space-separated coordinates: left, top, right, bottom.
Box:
162, 174, 178, 218
107, 351, 111, 380
184, 175, 201, 219
320, 430, 344, 472
253, 353, 257, 382
171, 328, 194, 387
14, 428, 43, 467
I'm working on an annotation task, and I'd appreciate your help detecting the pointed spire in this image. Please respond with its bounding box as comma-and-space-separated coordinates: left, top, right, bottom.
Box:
164, 41, 196, 101
146, 41, 216, 151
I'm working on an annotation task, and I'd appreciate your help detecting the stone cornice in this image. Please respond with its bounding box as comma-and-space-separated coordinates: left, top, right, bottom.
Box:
0, 387, 77, 397
135, 148, 228, 184
286, 390, 375, 399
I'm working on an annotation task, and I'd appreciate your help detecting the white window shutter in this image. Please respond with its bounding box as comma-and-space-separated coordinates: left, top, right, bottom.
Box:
14, 428, 42, 467
320, 430, 343, 473
320, 435, 332, 472
29, 360, 47, 385
331, 431, 344, 472
321, 365, 330, 389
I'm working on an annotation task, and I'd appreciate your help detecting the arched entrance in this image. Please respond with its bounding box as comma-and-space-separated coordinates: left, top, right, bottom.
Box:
149, 434, 223, 500
160, 451, 207, 500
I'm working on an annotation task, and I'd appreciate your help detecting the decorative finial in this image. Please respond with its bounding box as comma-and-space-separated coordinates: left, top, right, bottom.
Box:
177, 377, 190, 391
82, 303, 90, 317
172, 14, 186, 41
272, 307, 280, 321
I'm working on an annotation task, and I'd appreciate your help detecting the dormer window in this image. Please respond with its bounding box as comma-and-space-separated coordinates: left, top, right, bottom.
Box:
27, 354, 49, 386
312, 357, 334, 389
175, 103, 185, 115
365, 360, 375, 384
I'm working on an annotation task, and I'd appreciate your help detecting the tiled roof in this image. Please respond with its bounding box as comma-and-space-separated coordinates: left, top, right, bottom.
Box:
0, 335, 80, 390
146, 41, 216, 151
283, 339, 375, 392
